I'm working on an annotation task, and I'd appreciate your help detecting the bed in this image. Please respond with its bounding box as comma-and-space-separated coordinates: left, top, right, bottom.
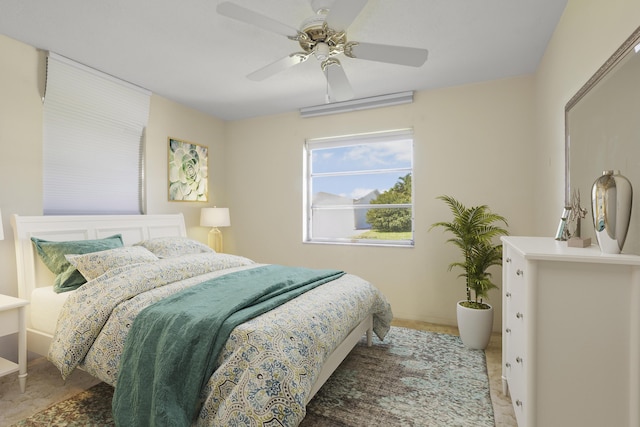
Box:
11, 213, 393, 426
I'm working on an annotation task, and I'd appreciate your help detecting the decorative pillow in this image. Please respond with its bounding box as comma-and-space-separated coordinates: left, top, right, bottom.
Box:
66, 246, 159, 281
135, 236, 213, 258
31, 234, 124, 293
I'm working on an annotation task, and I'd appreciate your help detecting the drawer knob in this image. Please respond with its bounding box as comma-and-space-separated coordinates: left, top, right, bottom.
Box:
505, 362, 511, 368
505, 328, 511, 333
516, 356, 523, 364
516, 399, 523, 407
505, 292, 511, 298
516, 312, 523, 319
506, 257, 512, 263
516, 269, 524, 276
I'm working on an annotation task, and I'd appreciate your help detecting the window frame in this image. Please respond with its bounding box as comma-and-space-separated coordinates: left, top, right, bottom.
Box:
303, 129, 415, 247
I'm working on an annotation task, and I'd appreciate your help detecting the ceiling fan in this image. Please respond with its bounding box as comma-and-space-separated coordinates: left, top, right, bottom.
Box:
217, 0, 429, 102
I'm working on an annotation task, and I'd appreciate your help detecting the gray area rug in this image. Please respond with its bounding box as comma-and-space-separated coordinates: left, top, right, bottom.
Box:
13, 327, 494, 426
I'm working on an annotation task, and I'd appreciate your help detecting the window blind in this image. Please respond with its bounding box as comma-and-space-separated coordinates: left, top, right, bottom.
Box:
306, 128, 414, 150
43, 52, 151, 215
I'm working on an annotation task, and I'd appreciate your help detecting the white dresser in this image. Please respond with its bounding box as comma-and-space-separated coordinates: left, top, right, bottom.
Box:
501, 236, 640, 427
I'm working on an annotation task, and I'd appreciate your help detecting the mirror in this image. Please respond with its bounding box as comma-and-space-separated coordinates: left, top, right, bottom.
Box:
566, 25, 640, 254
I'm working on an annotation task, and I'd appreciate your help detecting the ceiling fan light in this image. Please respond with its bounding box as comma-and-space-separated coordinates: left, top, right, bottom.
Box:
314, 43, 331, 60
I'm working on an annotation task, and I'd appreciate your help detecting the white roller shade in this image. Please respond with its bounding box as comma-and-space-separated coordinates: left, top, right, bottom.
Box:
43, 52, 151, 215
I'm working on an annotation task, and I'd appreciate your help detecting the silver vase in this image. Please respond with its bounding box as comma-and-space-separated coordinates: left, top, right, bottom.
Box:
591, 170, 633, 254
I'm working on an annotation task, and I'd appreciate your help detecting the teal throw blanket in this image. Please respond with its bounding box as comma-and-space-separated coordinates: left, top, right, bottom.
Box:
112, 265, 345, 427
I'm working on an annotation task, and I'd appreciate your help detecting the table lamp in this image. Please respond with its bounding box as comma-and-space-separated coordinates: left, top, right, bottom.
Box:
200, 207, 230, 252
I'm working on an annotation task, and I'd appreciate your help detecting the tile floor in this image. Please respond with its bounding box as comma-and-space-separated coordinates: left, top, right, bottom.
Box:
0, 319, 517, 426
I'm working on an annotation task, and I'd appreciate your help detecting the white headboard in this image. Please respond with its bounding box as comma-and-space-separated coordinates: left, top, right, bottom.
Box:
11, 214, 187, 301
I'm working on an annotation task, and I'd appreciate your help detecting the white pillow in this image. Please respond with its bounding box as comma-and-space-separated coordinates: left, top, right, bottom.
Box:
66, 246, 159, 281
134, 237, 213, 258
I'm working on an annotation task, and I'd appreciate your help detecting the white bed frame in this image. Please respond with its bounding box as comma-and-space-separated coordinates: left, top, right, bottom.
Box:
11, 213, 371, 403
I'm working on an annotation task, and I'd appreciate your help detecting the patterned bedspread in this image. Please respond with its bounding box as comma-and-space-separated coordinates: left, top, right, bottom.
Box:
48, 252, 393, 426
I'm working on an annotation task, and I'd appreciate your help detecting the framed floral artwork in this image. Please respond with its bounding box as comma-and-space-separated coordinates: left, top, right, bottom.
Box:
168, 138, 208, 201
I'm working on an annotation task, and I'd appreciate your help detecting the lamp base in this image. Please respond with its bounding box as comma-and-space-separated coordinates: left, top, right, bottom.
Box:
208, 227, 223, 253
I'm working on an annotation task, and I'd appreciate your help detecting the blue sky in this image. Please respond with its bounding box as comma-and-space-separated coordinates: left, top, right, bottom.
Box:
311, 140, 412, 199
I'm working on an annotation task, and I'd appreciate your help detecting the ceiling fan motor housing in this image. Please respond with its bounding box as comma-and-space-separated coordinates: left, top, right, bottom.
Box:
300, 14, 327, 38
299, 10, 347, 58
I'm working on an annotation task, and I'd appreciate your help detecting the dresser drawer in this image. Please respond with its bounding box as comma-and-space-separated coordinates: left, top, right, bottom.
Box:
503, 246, 528, 426
509, 355, 527, 426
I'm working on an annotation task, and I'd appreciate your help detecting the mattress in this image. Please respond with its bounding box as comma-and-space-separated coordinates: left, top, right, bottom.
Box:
31, 286, 72, 335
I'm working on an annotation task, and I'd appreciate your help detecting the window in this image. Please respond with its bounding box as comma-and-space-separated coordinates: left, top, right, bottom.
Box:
43, 52, 151, 215
304, 129, 414, 246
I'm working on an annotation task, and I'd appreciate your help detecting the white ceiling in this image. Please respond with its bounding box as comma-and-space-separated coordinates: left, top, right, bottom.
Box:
0, 0, 567, 121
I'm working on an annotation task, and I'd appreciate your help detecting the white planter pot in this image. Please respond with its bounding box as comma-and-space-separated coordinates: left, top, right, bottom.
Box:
456, 301, 494, 350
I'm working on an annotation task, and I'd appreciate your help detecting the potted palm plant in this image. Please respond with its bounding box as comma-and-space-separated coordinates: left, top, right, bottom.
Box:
430, 195, 509, 349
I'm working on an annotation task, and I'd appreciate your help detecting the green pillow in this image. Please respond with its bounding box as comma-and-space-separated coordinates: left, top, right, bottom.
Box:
31, 234, 124, 293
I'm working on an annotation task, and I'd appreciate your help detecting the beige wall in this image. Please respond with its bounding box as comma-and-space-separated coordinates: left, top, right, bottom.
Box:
224, 76, 537, 328
145, 95, 228, 241
533, 0, 640, 234
224, 0, 640, 328
0, 35, 43, 299
0, 35, 227, 300
0, 0, 638, 338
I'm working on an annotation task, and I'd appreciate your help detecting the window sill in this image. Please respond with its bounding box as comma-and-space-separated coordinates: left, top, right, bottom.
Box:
303, 240, 414, 248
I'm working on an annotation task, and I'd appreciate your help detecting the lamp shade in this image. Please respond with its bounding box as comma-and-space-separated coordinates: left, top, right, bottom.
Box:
200, 207, 230, 227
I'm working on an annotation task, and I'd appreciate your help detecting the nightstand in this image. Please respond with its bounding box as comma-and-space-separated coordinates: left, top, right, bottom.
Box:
0, 294, 29, 392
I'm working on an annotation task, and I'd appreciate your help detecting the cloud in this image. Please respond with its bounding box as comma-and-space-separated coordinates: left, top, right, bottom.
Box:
342, 141, 411, 167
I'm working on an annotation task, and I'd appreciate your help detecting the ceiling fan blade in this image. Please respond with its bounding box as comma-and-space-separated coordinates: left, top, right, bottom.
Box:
324, 61, 354, 101
217, 2, 299, 38
247, 53, 309, 81
347, 42, 428, 67
325, 0, 368, 31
